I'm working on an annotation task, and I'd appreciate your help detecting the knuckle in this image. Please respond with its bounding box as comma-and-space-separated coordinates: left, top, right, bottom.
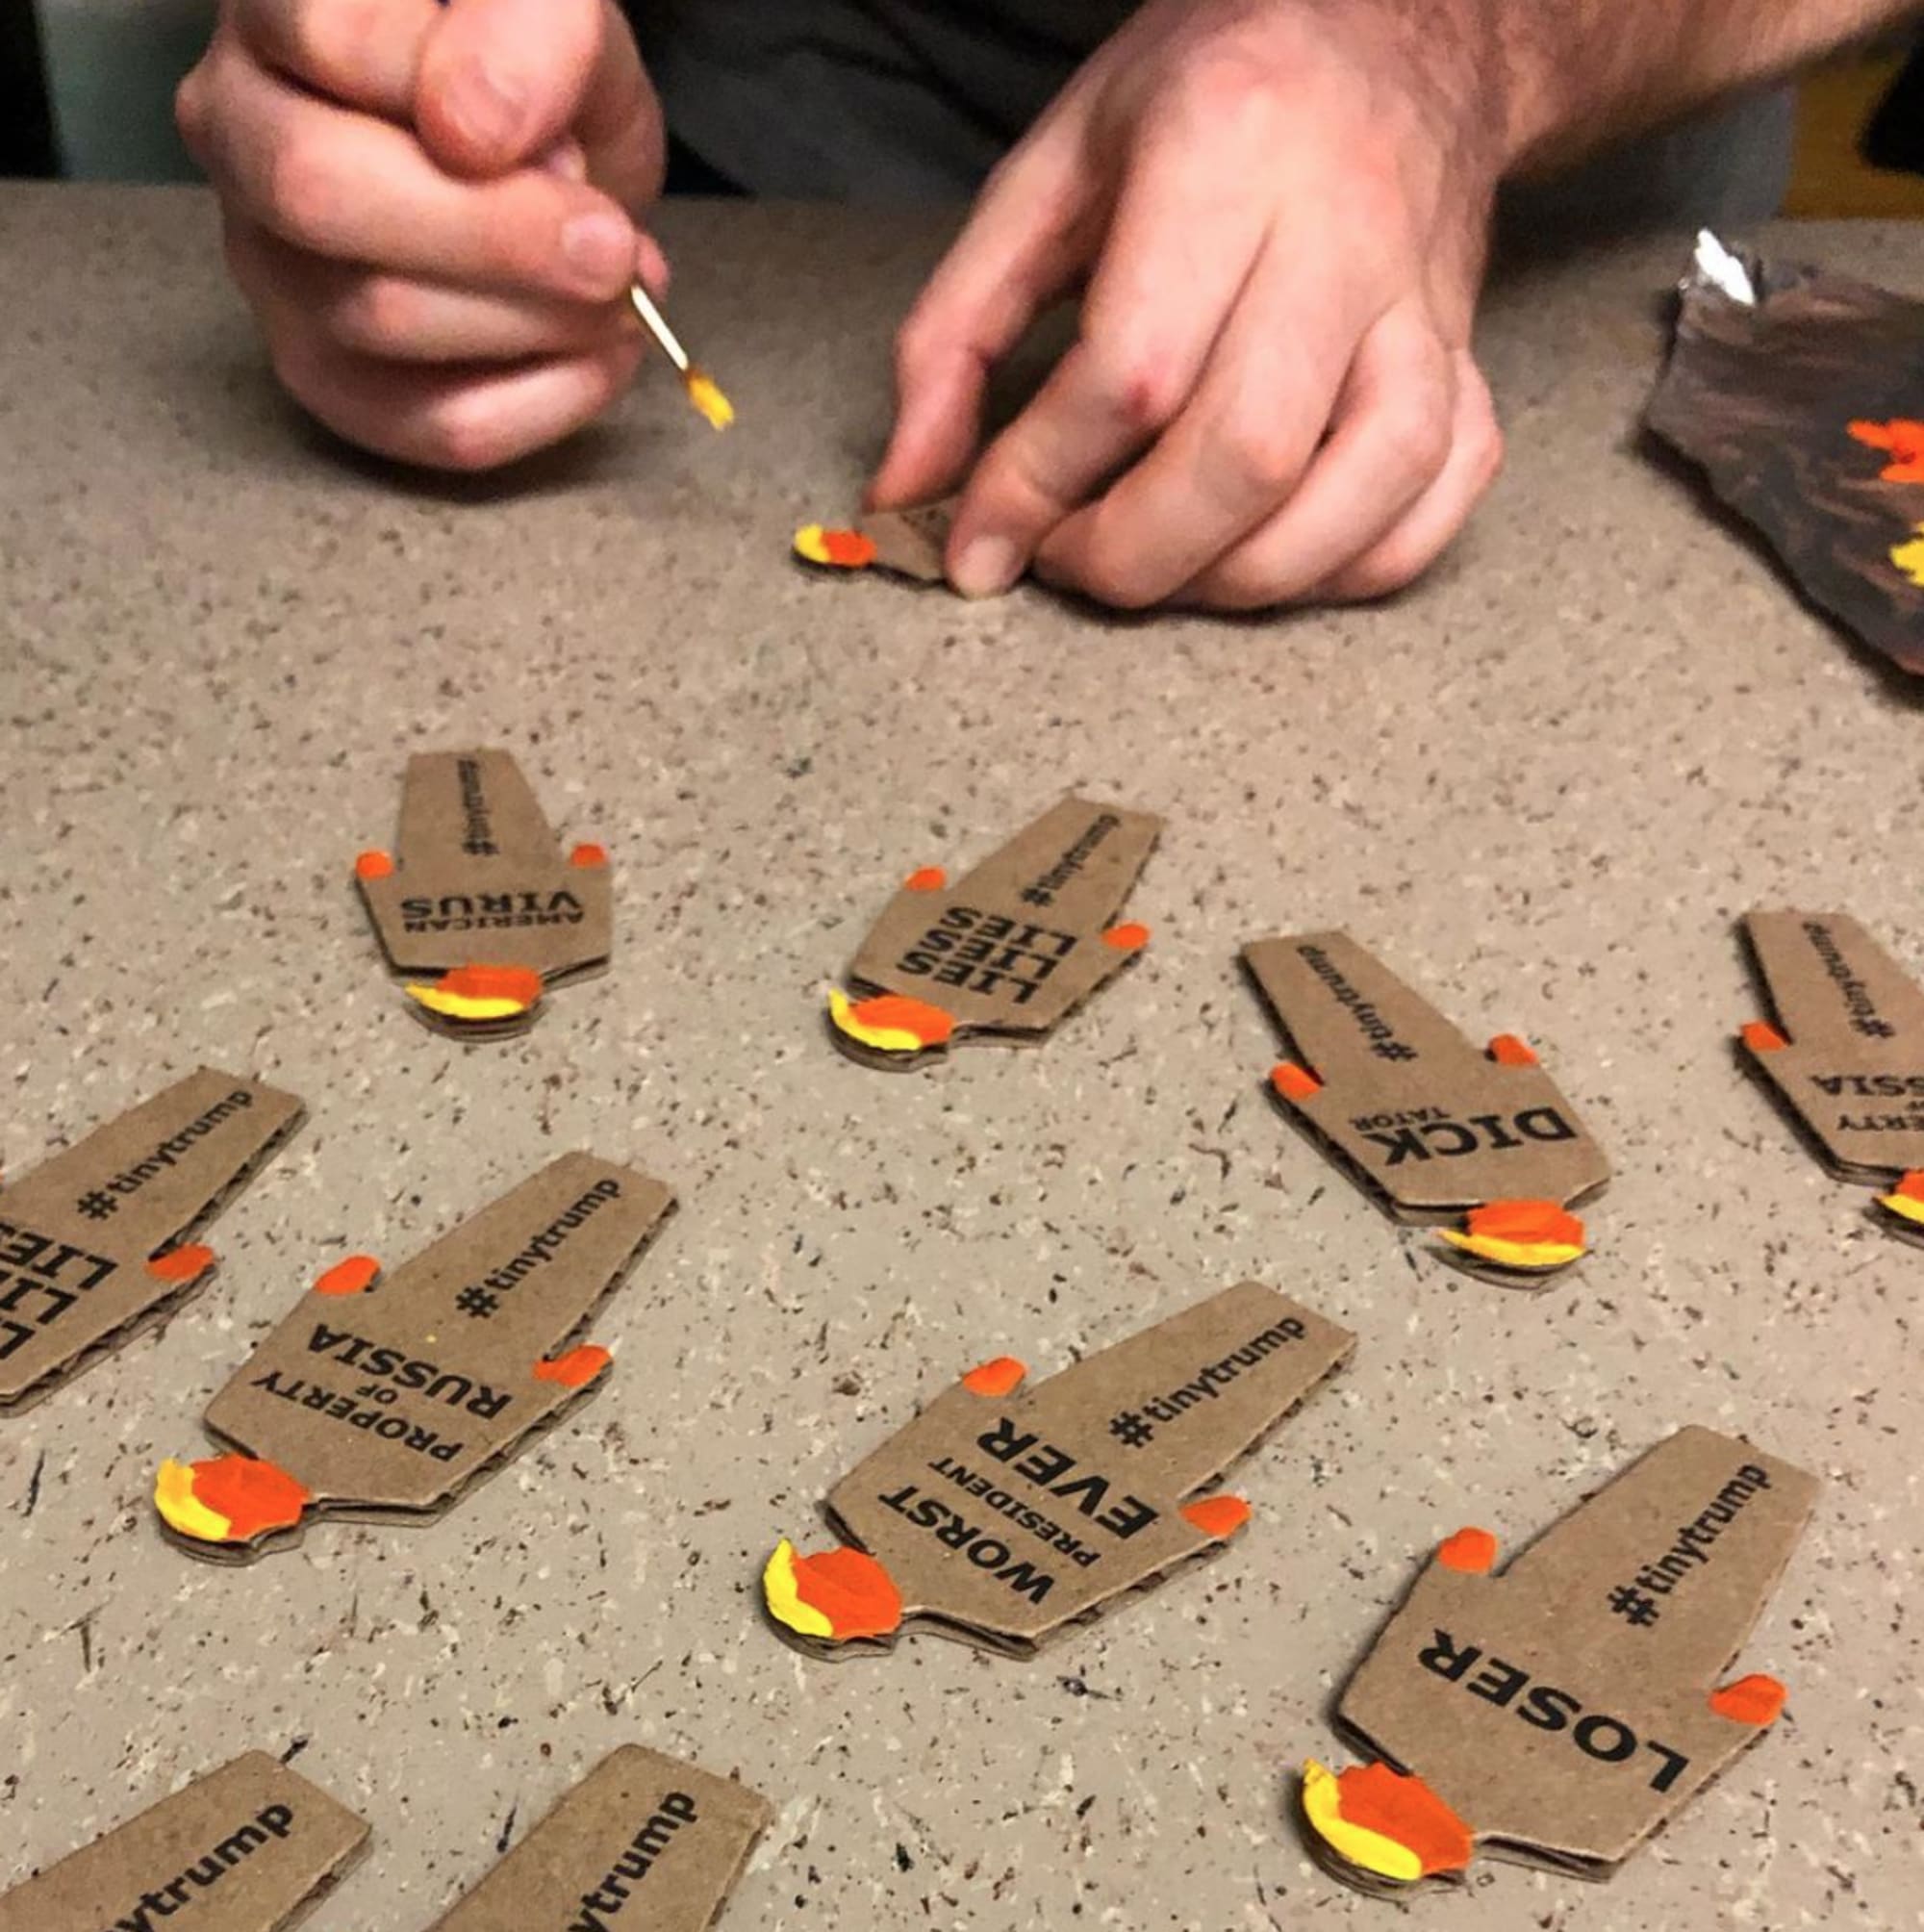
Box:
330, 275, 424, 356
262, 136, 339, 249
1223, 419, 1310, 497
893, 308, 946, 386
423, 391, 531, 472
1086, 338, 1184, 435
1338, 543, 1426, 604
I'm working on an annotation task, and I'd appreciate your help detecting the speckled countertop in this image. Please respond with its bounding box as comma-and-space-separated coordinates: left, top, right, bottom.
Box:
0, 187, 1918, 1930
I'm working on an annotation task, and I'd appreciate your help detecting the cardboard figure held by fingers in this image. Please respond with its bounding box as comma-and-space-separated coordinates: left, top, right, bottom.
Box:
154, 1154, 674, 1561
794, 498, 958, 584
427, 1747, 772, 1932
1303, 1426, 1818, 1894
0, 1067, 304, 1414
1244, 932, 1610, 1281
0, 1751, 369, 1932
355, 750, 612, 1037
1738, 909, 1924, 1235
827, 795, 1161, 1069
763, 1281, 1354, 1657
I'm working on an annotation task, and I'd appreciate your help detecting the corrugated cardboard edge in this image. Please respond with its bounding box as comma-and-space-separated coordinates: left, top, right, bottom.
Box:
0, 1751, 370, 1932
176, 1184, 676, 1565
0, 1084, 307, 1418
1240, 947, 1608, 1247
426, 1748, 772, 1932
783, 1290, 1354, 1660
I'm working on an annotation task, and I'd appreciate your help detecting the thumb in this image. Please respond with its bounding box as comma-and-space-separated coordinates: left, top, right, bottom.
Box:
418, 0, 661, 210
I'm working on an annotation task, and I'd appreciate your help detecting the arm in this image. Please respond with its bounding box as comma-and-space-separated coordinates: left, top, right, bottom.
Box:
874, 0, 1921, 615
1504, 1, 1921, 171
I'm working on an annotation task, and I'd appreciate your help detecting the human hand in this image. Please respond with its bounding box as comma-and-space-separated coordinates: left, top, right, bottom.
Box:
871, 0, 1509, 609
177, 0, 666, 469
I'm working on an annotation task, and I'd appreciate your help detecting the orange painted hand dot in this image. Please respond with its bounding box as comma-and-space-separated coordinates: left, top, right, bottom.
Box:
534, 1345, 613, 1389
1741, 1020, 1788, 1054
355, 850, 395, 881
961, 1356, 1025, 1397
1270, 1062, 1323, 1102
145, 1244, 215, 1284
314, 1255, 380, 1297
1487, 1033, 1536, 1067
903, 866, 948, 892
1102, 923, 1151, 952
569, 843, 609, 869
1709, 1674, 1786, 1726
1181, 1495, 1252, 1539
1436, 1526, 1499, 1574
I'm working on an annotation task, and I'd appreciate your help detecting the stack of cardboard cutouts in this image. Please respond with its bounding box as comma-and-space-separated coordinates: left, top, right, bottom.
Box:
1738, 910, 1924, 1237
1303, 1426, 1817, 1894
428, 1747, 771, 1932
1646, 236, 1924, 677
827, 795, 1161, 1069
794, 498, 957, 582
763, 1281, 1354, 1657
354, 750, 612, 1037
154, 1154, 674, 1560
0, 1752, 368, 1932
1244, 932, 1610, 1282
0, 1068, 303, 1414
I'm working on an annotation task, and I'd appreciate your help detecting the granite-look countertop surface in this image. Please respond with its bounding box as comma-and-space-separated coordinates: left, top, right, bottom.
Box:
0, 185, 1918, 1929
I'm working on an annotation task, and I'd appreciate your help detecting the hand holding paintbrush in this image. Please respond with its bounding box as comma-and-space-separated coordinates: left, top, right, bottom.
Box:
178, 0, 729, 465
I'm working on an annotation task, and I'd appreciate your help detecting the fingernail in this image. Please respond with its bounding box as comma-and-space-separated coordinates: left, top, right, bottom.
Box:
446, 61, 525, 156
561, 211, 634, 292
540, 139, 589, 182
951, 535, 1023, 599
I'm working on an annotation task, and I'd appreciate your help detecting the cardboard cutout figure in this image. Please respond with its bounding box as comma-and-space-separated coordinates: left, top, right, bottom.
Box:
827, 795, 1161, 1069
0, 1068, 304, 1413
1646, 236, 1924, 676
1738, 909, 1924, 1235
354, 750, 613, 1037
1244, 932, 1609, 1280
155, 1155, 674, 1561
0, 1751, 368, 1932
763, 1281, 1353, 1657
794, 498, 956, 583
1303, 1427, 1818, 1894
428, 1747, 771, 1932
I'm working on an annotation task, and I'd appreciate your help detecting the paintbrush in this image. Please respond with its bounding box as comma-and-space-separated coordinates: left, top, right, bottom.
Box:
629, 281, 734, 431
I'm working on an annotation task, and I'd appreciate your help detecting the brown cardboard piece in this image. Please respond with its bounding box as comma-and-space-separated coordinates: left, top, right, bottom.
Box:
1244, 931, 1609, 1281
354, 750, 613, 1038
794, 498, 957, 583
0, 1068, 305, 1414
155, 1154, 674, 1561
1304, 1426, 1818, 1894
427, 1747, 771, 1932
1738, 910, 1924, 1186
763, 1281, 1354, 1658
858, 498, 955, 582
0, 1751, 369, 1932
828, 795, 1161, 1069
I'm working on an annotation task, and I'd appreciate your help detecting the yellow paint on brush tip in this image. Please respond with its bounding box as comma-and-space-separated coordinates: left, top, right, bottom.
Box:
685, 369, 734, 431
1895, 527, 1924, 589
